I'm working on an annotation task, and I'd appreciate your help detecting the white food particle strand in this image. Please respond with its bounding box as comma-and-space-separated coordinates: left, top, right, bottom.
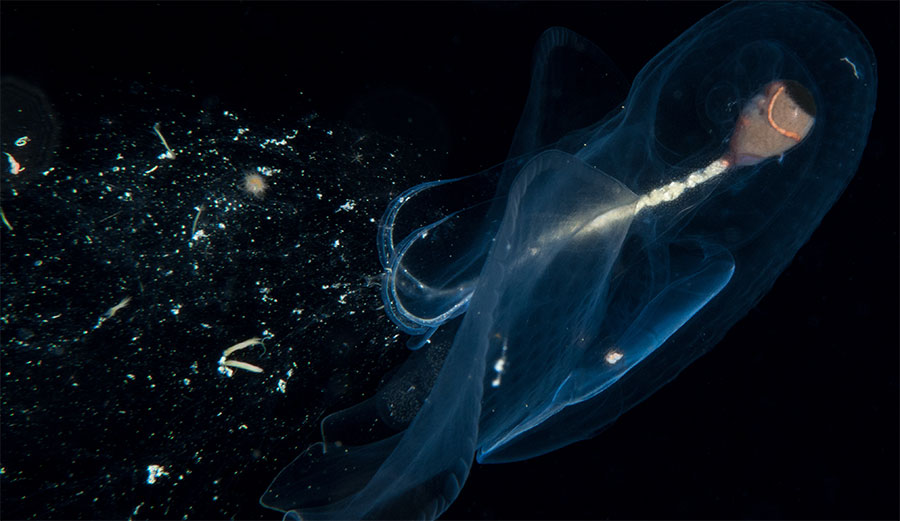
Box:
222, 337, 263, 357
222, 360, 264, 373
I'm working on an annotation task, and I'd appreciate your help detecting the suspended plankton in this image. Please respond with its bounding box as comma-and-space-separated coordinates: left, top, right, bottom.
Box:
222, 360, 264, 373
218, 337, 265, 375
152, 122, 176, 160
241, 171, 269, 199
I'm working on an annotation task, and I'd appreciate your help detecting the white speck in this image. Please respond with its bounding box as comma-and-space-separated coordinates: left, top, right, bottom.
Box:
491, 339, 509, 387
146, 465, 169, 485
332, 239, 340, 248
840, 57, 860, 79
4, 152, 23, 175
604, 349, 624, 365
337, 200, 356, 212
217, 363, 234, 377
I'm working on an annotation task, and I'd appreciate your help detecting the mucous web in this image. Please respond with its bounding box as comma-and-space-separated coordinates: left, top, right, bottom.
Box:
0, 79, 440, 519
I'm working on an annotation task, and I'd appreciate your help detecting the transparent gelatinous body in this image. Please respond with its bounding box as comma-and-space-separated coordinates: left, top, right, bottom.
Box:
261, 2, 876, 519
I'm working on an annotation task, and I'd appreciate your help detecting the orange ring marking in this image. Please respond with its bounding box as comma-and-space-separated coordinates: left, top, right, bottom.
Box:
767, 85, 803, 141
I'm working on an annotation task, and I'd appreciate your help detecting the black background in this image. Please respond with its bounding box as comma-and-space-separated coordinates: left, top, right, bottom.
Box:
2, 2, 897, 520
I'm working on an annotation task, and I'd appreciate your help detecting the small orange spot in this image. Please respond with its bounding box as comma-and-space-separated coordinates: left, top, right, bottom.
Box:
242, 173, 269, 199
